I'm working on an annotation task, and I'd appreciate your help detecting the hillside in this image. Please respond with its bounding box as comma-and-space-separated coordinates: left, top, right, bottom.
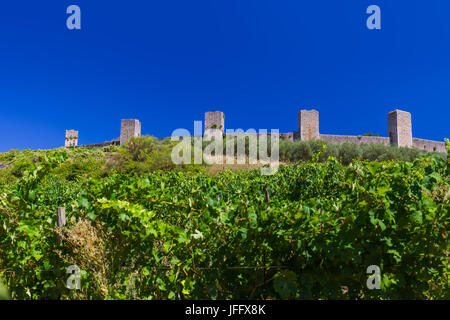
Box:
0, 137, 449, 299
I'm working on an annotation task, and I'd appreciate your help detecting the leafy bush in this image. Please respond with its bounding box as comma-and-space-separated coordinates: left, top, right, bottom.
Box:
103, 136, 178, 175
0, 149, 448, 300
288, 141, 313, 161
277, 139, 446, 165
0, 281, 9, 300
50, 149, 106, 181
338, 142, 362, 165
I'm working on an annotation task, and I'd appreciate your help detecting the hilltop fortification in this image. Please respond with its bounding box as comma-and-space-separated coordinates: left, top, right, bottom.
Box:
65, 109, 446, 153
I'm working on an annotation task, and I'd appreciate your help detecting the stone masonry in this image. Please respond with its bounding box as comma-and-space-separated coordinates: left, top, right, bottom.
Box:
63, 109, 446, 154
205, 111, 225, 134
299, 109, 320, 141
120, 119, 141, 145
65, 130, 79, 147
388, 110, 413, 148
204, 109, 445, 153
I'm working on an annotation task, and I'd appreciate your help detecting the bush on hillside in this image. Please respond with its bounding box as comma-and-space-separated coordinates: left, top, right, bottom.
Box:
0, 152, 448, 300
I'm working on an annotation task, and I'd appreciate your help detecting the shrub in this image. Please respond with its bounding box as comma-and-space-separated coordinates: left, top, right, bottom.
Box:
291, 141, 313, 161
103, 136, 179, 175
338, 142, 362, 165
1, 155, 448, 299
50, 150, 105, 181
124, 136, 156, 162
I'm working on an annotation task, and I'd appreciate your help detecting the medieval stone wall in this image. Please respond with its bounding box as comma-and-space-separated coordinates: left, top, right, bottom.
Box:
412, 138, 446, 153
319, 134, 390, 146
63, 109, 446, 154
77, 140, 120, 149
205, 111, 225, 133
120, 119, 141, 145
388, 110, 413, 147
299, 110, 320, 141
65, 130, 79, 147
224, 132, 294, 141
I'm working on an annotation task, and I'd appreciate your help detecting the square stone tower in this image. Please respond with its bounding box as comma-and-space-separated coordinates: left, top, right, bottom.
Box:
299, 109, 320, 141
205, 111, 225, 134
388, 110, 412, 147
120, 119, 141, 145
65, 130, 79, 147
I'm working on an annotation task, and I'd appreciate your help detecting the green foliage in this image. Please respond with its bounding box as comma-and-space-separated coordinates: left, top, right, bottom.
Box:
0, 146, 448, 300
446, 138, 450, 176
279, 141, 313, 162
104, 136, 178, 175
338, 142, 363, 165
278, 140, 446, 164
0, 281, 9, 300
50, 148, 106, 181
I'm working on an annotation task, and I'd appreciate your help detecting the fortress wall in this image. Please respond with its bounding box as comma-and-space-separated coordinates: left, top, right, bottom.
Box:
388, 110, 413, 147
77, 140, 120, 149
205, 112, 225, 133
281, 132, 294, 142
64, 110, 447, 154
224, 132, 294, 141
319, 134, 390, 146
299, 110, 319, 141
412, 138, 446, 153
65, 130, 79, 147
120, 119, 141, 145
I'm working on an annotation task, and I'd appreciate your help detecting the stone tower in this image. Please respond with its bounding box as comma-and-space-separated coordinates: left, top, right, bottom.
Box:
299, 109, 320, 141
204, 111, 225, 134
65, 130, 79, 147
387, 110, 412, 147
120, 119, 141, 145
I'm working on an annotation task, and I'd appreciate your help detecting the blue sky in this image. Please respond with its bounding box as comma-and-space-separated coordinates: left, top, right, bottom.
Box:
0, 1, 449, 151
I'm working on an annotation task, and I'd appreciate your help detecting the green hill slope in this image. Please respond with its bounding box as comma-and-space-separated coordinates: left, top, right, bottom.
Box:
0, 138, 448, 299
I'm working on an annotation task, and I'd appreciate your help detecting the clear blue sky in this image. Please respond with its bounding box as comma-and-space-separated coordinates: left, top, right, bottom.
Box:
0, 1, 449, 152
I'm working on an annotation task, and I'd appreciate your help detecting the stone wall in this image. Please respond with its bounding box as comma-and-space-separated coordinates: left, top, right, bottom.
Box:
388, 110, 413, 147
65, 130, 79, 147
205, 111, 225, 133
224, 132, 293, 141
62, 109, 446, 155
319, 134, 390, 146
120, 119, 141, 145
281, 132, 294, 142
299, 110, 319, 141
412, 138, 446, 153
78, 139, 120, 149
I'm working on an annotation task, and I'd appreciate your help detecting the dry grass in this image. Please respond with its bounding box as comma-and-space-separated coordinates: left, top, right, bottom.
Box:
56, 219, 110, 298
204, 155, 288, 175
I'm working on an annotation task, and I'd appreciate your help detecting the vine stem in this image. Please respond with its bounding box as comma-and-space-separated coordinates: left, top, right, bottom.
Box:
1, 207, 21, 228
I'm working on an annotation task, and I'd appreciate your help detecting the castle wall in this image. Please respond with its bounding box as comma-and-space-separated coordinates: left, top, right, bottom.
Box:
224, 132, 293, 141
281, 132, 294, 142
78, 140, 120, 149
65, 130, 79, 147
120, 119, 141, 145
63, 109, 447, 154
388, 110, 413, 147
299, 110, 319, 141
412, 138, 446, 153
319, 134, 390, 146
205, 111, 225, 134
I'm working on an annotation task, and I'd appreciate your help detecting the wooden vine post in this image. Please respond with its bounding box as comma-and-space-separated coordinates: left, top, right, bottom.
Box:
57, 207, 66, 243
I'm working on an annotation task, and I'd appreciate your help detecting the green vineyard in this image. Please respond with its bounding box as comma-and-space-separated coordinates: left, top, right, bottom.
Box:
0, 139, 449, 300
